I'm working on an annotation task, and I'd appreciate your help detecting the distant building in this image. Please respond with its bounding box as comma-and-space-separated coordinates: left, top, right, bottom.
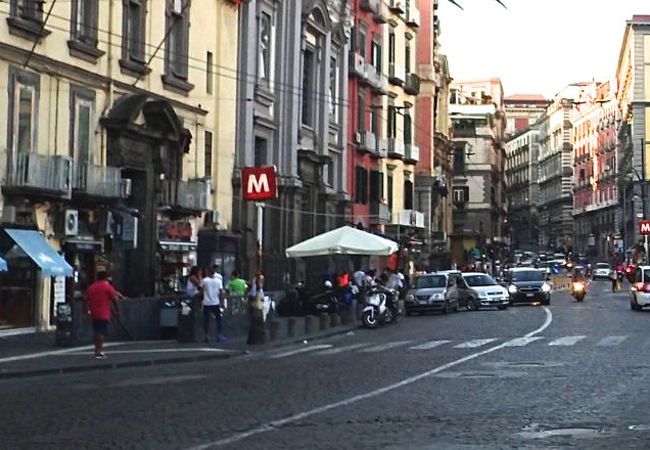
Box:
449, 79, 507, 265
504, 94, 550, 136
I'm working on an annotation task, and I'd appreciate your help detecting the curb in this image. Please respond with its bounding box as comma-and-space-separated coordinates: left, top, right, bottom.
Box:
0, 324, 360, 381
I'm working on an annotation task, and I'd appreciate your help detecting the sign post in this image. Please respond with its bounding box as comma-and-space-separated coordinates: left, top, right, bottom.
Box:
242, 166, 278, 273
638, 220, 650, 264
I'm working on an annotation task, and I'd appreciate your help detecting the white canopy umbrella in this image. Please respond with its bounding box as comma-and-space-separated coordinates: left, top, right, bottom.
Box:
285, 226, 398, 258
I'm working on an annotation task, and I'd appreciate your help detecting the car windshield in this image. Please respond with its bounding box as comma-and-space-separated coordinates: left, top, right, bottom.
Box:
413, 275, 446, 289
464, 274, 497, 287
596, 263, 610, 269
509, 270, 545, 282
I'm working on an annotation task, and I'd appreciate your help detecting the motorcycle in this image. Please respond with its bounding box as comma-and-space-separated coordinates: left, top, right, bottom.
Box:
571, 280, 586, 302
361, 285, 399, 329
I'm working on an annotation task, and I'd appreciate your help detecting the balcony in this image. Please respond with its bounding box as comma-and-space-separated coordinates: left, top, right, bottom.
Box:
404, 144, 420, 164
374, 1, 387, 23
368, 69, 389, 94
387, 138, 405, 159
74, 163, 129, 198
406, 4, 421, 27
360, 0, 379, 14
404, 73, 421, 95
358, 131, 377, 154
388, 62, 405, 86
370, 201, 391, 225
160, 178, 212, 212
349, 52, 366, 79
375, 138, 388, 159
388, 0, 405, 14
4, 151, 73, 198
394, 209, 425, 228
363, 62, 377, 86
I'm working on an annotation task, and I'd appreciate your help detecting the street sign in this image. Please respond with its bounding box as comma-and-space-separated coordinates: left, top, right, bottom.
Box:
242, 166, 278, 201
639, 220, 650, 235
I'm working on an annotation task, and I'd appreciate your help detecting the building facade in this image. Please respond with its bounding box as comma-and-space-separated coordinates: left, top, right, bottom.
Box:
504, 94, 549, 136
505, 122, 541, 252
616, 15, 650, 257
234, 0, 351, 287
448, 79, 507, 266
572, 81, 620, 261
537, 83, 585, 252
0, 0, 240, 332
415, 0, 452, 270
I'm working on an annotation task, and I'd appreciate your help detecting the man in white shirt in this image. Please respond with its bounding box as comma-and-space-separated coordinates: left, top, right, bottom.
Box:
202, 267, 226, 343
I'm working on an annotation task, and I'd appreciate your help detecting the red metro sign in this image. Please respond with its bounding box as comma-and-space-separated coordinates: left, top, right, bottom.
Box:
242, 166, 278, 201
640, 220, 650, 235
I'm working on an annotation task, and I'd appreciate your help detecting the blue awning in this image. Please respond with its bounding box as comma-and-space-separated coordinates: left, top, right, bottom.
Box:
5, 229, 73, 277
0, 256, 6, 272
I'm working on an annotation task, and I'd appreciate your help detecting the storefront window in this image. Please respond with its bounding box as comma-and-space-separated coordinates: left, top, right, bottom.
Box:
0, 259, 35, 329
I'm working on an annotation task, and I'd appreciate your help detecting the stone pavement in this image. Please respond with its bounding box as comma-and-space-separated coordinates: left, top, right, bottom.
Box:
0, 322, 359, 380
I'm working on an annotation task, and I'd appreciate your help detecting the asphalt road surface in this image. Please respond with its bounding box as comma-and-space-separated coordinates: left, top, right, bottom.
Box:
3, 281, 650, 449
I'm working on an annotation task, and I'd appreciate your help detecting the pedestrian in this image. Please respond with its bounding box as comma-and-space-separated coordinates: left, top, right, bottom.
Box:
202, 266, 227, 343
186, 265, 203, 300
227, 270, 248, 297
248, 273, 267, 344
84, 271, 123, 359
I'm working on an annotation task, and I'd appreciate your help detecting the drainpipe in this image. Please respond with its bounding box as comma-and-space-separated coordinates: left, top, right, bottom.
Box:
102, 0, 115, 166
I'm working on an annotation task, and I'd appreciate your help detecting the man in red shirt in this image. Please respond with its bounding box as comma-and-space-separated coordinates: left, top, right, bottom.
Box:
84, 271, 122, 359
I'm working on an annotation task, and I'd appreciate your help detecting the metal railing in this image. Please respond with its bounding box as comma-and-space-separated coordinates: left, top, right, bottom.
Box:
387, 138, 405, 159
161, 178, 212, 212
404, 144, 420, 163
74, 163, 127, 198
360, 131, 377, 153
4, 151, 72, 198
370, 201, 391, 224
404, 73, 421, 95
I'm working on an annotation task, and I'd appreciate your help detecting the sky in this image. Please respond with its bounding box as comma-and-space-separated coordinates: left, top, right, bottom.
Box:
437, 0, 650, 98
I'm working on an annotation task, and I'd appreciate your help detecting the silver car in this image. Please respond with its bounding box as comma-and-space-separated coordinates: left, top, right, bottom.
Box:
405, 273, 460, 315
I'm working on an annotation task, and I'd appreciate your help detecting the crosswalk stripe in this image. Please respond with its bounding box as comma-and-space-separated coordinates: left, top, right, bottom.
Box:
359, 340, 413, 353
316, 343, 369, 355
548, 336, 586, 346
454, 338, 497, 349
410, 340, 452, 350
595, 336, 628, 347
503, 337, 544, 347
269, 344, 332, 359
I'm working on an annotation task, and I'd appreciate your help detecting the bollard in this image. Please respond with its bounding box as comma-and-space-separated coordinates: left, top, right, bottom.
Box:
319, 313, 328, 331
269, 320, 280, 341
287, 317, 296, 338
330, 313, 340, 328
305, 315, 314, 335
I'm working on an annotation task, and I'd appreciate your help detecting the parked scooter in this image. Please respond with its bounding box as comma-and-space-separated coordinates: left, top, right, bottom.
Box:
361, 285, 399, 329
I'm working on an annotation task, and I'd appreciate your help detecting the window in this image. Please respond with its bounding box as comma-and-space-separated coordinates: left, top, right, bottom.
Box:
358, 27, 367, 59
71, 0, 98, 45
123, 0, 146, 64
301, 48, 314, 126
327, 160, 335, 186
358, 90, 365, 133
453, 186, 469, 205
453, 146, 465, 172
387, 174, 394, 211
355, 167, 368, 204
387, 105, 397, 138
254, 137, 267, 167
73, 98, 93, 165
405, 42, 411, 73
369, 170, 383, 202
206, 51, 213, 94
388, 31, 395, 64
204, 130, 213, 177
11, 0, 43, 22
258, 13, 272, 85
166, 0, 190, 80
329, 56, 337, 117
404, 113, 412, 144
404, 180, 413, 209
8, 68, 40, 155
371, 41, 381, 71
370, 106, 379, 135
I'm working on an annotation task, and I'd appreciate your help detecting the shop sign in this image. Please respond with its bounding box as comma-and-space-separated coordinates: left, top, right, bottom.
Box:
52, 277, 65, 308
158, 220, 193, 242
242, 166, 278, 201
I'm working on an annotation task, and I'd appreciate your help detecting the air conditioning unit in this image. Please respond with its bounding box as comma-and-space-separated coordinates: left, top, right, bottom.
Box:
100, 210, 115, 236
64, 209, 79, 236
354, 132, 362, 144
121, 178, 132, 197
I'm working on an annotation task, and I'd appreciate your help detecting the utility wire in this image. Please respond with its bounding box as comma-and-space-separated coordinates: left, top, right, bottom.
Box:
23, 0, 58, 68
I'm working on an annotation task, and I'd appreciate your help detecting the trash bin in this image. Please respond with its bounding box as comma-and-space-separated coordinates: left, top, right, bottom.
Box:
177, 299, 196, 343
55, 303, 73, 347
160, 300, 180, 339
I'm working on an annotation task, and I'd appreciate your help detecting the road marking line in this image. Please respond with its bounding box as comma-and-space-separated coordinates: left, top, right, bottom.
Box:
409, 340, 451, 350
0, 343, 125, 364
454, 338, 497, 349
359, 340, 413, 353
316, 343, 369, 355
596, 336, 628, 347
185, 306, 553, 450
62, 348, 231, 356
548, 336, 586, 346
268, 344, 332, 359
502, 337, 544, 347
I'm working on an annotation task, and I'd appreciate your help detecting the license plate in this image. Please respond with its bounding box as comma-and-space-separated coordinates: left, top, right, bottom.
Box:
526, 293, 534, 297
419, 300, 428, 305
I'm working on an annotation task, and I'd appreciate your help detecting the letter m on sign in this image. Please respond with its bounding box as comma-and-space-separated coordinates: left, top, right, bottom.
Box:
242, 166, 278, 201
640, 220, 650, 235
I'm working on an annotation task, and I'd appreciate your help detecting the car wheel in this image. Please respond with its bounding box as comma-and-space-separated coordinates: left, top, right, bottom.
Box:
631, 296, 642, 311
467, 297, 479, 311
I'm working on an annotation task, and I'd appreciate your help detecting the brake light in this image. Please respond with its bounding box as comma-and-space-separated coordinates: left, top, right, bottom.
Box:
633, 282, 650, 293
626, 267, 633, 273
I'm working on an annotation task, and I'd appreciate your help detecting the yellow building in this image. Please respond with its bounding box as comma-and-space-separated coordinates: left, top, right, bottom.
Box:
0, 0, 238, 333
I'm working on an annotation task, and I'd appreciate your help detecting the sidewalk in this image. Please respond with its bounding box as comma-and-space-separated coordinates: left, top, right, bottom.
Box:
0, 323, 359, 380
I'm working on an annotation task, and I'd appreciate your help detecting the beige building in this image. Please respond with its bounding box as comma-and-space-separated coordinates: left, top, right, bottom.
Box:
380, 0, 423, 267
0, 0, 238, 333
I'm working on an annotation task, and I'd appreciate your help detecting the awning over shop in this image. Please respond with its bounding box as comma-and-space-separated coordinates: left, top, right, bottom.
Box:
0, 256, 7, 272
5, 229, 73, 277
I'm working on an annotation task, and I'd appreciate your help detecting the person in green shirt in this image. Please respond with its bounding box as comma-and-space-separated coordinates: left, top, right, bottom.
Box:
227, 271, 248, 297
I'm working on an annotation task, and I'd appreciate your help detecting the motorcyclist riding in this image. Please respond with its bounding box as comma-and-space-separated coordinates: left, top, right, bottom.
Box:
571, 266, 588, 301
